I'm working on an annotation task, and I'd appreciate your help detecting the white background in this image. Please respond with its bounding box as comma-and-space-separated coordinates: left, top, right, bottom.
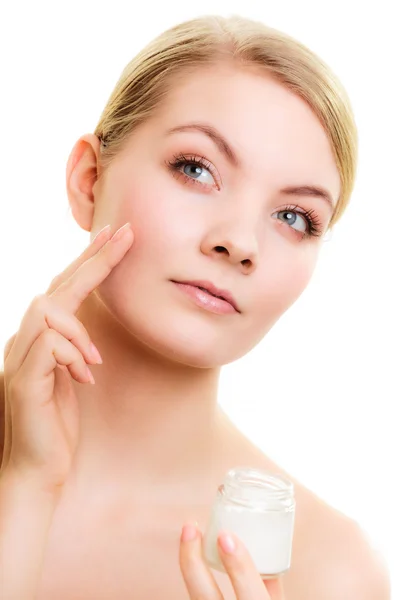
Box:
0, 0, 398, 596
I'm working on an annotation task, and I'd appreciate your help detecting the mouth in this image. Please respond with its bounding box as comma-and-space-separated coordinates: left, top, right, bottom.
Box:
170, 280, 240, 313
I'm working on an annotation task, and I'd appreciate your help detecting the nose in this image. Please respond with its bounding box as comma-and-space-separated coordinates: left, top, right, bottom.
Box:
200, 219, 259, 274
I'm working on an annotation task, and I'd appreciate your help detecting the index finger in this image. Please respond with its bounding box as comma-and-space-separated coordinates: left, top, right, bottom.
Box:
45, 224, 112, 296
50, 222, 133, 314
217, 532, 277, 599
2, 225, 114, 366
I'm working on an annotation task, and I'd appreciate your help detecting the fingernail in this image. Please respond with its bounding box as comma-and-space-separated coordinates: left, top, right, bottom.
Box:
111, 222, 131, 242
181, 524, 198, 542
92, 224, 111, 243
219, 532, 236, 554
89, 343, 103, 364
86, 367, 95, 385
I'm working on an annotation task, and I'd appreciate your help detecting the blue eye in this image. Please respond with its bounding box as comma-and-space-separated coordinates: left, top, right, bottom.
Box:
181, 162, 214, 184
273, 209, 308, 233
272, 205, 323, 238
167, 153, 219, 189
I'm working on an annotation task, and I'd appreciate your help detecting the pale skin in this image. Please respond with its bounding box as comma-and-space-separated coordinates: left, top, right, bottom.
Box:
0, 64, 391, 599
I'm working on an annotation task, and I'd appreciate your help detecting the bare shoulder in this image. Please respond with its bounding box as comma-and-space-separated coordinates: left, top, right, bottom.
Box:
223, 430, 391, 600
281, 483, 391, 600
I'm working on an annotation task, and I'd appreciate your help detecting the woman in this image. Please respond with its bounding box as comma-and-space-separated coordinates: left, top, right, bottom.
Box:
0, 14, 390, 600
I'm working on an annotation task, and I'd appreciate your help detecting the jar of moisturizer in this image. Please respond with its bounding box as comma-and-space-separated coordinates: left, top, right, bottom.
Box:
203, 467, 295, 579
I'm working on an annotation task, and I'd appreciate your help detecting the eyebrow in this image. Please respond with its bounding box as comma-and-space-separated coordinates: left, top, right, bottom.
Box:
165, 121, 336, 213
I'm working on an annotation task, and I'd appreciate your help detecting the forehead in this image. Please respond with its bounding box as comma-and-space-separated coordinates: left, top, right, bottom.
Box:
152, 64, 341, 200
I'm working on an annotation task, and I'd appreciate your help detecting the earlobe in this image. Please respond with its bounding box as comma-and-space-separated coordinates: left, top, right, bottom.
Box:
66, 134, 101, 232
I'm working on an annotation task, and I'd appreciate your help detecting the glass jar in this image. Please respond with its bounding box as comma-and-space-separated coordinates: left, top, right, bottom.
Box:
203, 467, 295, 579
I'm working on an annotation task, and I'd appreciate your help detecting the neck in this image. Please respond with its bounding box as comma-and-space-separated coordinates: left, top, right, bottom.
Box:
68, 293, 226, 498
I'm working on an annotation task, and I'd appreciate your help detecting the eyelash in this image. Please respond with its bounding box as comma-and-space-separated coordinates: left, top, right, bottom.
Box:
166, 153, 324, 239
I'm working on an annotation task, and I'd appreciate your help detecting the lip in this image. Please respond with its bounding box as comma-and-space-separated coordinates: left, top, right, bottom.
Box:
171, 280, 240, 313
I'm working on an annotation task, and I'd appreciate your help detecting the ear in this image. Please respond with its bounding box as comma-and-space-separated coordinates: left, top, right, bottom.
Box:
66, 133, 102, 233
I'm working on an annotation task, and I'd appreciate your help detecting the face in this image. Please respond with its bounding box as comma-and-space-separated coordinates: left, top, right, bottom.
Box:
72, 65, 340, 368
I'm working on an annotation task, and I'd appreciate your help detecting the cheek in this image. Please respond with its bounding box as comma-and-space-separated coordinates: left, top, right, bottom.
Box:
229, 253, 318, 357
253, 251, 318, 319
118, 184, 204, 264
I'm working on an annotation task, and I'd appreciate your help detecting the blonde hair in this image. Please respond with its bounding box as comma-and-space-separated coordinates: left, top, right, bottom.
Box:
94, 14, 358, 229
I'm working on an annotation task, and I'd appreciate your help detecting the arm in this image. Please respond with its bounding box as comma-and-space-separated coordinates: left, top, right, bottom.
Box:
0, 468, 58, 600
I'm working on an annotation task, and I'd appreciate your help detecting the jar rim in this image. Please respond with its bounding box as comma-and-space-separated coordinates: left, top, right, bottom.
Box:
220, 466, 294, 505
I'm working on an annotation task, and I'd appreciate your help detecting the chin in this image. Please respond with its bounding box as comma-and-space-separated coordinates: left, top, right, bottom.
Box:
96, 279, 256, 368
131, 317, 246, 369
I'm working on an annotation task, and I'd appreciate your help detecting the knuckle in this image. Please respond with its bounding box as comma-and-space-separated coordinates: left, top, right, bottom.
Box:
29, 293, 49, 314
38, 328, 82, 366
69, 320, 91, 354
39, 327, 59, 349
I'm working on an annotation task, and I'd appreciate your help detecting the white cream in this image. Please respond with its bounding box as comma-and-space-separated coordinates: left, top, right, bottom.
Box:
203, 467, 295, 578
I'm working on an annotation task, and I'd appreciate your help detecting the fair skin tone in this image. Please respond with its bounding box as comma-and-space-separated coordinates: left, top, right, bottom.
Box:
0, 64, 390, 599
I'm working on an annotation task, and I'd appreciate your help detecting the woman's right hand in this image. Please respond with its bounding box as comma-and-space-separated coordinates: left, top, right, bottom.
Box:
0, 221, 134, 494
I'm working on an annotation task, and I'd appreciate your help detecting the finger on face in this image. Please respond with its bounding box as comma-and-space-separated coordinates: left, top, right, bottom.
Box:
50, 222, 133, 313
45, 224, 112, 296
217, 531, 273, 599
179, 524, 223, 600
3, 224, 131, 379
4, 225, 113, 360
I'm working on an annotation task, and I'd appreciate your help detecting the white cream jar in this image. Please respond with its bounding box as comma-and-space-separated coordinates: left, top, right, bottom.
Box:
203, 467, 295, 579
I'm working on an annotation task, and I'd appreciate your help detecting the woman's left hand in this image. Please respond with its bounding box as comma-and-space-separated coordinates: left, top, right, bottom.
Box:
179, 523, 285, 599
